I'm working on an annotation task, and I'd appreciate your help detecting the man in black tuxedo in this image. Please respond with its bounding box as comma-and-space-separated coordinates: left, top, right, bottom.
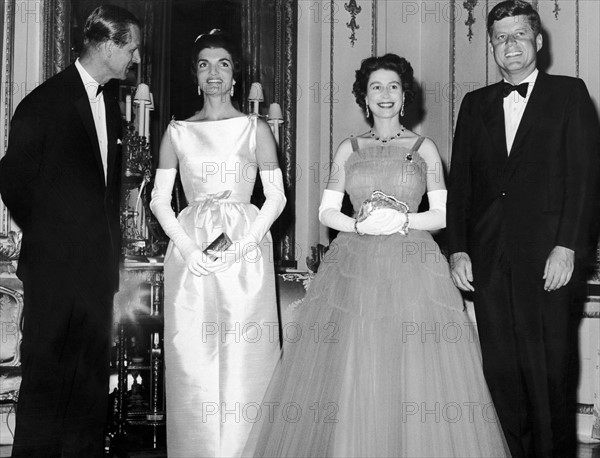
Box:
0, 5, 140, 457
447, 1, 599, 456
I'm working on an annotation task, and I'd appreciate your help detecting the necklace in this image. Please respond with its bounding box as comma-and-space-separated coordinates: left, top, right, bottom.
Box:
369, 126, 413, 162
369, 125, 405, 144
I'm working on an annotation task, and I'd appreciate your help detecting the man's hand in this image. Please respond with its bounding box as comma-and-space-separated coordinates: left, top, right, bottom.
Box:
450, 252, 475, 292
543, 246, 574, 291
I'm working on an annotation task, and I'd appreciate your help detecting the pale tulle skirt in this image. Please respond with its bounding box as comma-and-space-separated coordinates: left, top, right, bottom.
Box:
164, 201, 280, 458
244, 230, 511, 458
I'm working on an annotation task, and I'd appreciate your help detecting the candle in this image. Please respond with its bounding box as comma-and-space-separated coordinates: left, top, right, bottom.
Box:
125, 95, 132, 122
137, 101, 146, 137
144, 105, 150, 138
267, 103, 283, 145
133, 84, 151, 137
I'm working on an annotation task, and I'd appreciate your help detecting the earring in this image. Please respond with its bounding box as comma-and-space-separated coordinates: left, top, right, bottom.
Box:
400, 104, 404, 117
366, 105, 370, 118
198, 85, 202, 96
230, 86, 234, 97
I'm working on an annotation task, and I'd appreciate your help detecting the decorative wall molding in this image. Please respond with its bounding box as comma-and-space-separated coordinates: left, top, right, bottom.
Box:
485, 0, 490, 86
279, 0, 298, 266
0, 0, 15, 236
449, 0, 457, 150
552, 0, 561, 19
344, 0, 361, 47
464, 0, 478, 42
42, 0, 70, 81
329, 0, 335, 161
575, 0, 579, 77
371, 0, 377, 57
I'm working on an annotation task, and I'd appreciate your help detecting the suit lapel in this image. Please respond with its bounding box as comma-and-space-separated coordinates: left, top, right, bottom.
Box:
508, 72, 549, 159
481, 82, 509, 161
104, 82, 122, 197
74, 97, 104, 185
68, 67, 106, 187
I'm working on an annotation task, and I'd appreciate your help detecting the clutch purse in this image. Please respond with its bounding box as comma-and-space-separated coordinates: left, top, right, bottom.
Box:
203, 232, 233, 261
356, 190, 409, 223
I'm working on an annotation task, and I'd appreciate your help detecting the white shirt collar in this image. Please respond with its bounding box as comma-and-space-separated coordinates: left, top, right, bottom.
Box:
75, 58, 102, 100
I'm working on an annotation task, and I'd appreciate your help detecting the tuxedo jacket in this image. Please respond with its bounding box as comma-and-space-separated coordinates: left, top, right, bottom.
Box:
0, 64, 122, 294
447, 72, 600, 279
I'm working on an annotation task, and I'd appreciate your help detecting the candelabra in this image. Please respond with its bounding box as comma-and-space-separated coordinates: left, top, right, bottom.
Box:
120, 84, 155, 261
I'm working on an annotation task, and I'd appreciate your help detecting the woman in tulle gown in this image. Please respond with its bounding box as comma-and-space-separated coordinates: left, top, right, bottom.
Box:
245, 54, 510, 457
150, 30, 286, 457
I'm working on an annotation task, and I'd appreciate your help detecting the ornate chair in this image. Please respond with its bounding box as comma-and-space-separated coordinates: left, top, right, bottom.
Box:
275, 244, 329, 326
0, 281, 24, 445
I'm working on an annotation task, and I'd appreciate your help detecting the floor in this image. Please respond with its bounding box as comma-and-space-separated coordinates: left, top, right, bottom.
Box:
1, 442, 599, 457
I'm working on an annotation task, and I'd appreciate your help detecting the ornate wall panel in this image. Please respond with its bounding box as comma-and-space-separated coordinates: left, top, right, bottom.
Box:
42, 0, 70, 80
0, 0, 15, 236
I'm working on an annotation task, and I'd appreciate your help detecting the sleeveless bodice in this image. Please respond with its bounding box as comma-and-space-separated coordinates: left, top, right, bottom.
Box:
162, 113, 280, 458
345, 140, 428, 214
167, 115, 258, 204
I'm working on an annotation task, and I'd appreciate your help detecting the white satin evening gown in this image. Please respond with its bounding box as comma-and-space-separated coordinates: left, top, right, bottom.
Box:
163, 114, 280, 457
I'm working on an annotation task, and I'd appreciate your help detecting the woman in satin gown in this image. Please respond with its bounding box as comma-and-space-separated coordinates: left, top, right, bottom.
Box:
245, 54, 511, 457
150, 30, 286, 457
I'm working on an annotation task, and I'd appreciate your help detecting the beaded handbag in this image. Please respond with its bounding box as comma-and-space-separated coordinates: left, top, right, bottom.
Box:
355, 190, 409, 223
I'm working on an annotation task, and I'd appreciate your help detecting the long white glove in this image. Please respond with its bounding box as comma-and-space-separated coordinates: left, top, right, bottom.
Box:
318, 189, 355, 232
367, 189, 447, 234
409, 189, 446, 231
215, 168, 286, 265
245, 168, 287, 244
150, 168, 227, 276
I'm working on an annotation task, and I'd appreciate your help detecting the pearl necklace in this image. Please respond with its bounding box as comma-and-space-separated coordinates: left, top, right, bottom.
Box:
369, 125, 405, 144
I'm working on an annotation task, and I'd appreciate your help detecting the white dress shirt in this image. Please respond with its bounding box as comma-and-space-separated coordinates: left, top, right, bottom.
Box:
503, 68, 538, 155
75, 58, 108, 183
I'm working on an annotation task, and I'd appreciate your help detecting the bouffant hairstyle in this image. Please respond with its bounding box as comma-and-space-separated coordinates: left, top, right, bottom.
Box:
487, 0, 541, 37
191, 29, 242, 84
352, 54, 415, 126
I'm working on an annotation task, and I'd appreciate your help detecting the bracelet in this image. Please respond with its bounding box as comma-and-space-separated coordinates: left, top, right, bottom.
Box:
354, 219, 364, 236
398, 213, 409, 236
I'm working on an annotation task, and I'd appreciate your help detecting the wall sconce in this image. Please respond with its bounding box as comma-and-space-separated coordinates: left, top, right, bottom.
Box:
248, 82, 264, 114
134, 83, 151, 137
267, 103, 283, 146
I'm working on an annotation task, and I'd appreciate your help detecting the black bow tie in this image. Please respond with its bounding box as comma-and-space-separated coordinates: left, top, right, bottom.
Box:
502, 82, 528, 98
96, 84, 104, 96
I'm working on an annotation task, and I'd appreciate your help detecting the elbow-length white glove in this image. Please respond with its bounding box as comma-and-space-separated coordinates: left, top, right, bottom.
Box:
368, 190, 447, 234
245, 168, 287, 245
318, 189, 356, 232
215, 168, 286, 265
150, 168, 227, 276
409, 189, 446, 230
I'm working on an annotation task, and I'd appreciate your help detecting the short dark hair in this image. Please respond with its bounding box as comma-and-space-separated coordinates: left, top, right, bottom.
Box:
352, 54, 415, 126
83, 5, 141, 49
487, 0, 541, 37
191, 30, 242, 83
